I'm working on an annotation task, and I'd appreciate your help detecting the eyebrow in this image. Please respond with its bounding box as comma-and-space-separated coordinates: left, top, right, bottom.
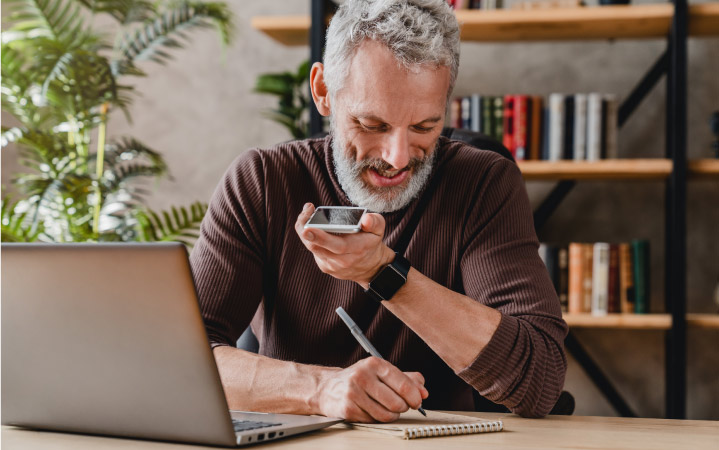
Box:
352, 113, 443, 126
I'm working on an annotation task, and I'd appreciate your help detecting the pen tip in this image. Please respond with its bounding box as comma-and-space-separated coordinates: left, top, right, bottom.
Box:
418, 407, 427, 417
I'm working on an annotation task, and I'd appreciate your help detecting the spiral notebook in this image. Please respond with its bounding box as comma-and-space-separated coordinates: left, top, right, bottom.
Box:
349, 410, 504, 440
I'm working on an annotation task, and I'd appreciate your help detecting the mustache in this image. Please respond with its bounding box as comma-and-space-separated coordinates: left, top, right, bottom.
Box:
353, 155, 427, 173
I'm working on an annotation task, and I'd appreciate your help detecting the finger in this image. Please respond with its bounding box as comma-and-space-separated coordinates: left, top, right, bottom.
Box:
352, 390, 401, 423
360, 213, 385, 236
364, 377, 412, 414
371, 360, 424, 409
405, 372, 429, 399
294, 203, 315, 237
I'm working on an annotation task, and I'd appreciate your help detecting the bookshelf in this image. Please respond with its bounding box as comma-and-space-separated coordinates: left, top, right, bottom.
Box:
251, 3, 719, 45
518, 159, 672, 180
253, 0, 717, 419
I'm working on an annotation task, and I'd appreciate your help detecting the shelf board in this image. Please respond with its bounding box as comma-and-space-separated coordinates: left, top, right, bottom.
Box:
689, 2, 719, 37
564, 313, 671, 330
517, 159, 672, 180
689, 159, 719, 179
687, 313, 719, 329
251, 4, 719, 46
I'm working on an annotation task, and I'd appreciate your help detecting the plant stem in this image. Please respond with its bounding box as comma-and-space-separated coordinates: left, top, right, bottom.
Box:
92, 103, 109, 235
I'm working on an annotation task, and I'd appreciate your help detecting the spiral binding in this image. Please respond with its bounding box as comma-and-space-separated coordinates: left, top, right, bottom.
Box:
404, 420, 504, 439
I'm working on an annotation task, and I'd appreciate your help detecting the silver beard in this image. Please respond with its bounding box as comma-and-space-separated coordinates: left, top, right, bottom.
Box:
331, 119, 437, 213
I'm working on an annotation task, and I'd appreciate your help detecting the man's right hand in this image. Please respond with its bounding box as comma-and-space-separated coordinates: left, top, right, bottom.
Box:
314, 357, 429, 423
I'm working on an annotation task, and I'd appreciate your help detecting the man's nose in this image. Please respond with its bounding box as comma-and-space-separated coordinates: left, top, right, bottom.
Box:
381, 130, 411, 170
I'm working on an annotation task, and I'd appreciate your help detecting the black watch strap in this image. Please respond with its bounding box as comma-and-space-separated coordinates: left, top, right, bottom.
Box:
364, 253, 411, 302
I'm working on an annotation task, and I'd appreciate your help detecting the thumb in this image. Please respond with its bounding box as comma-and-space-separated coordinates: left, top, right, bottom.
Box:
361, 212, 385, 236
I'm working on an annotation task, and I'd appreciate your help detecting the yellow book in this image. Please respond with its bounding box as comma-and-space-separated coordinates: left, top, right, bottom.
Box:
349, 410, 504, 440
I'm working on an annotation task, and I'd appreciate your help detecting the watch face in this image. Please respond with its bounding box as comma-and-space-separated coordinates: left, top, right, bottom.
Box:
371, 265, 405, 300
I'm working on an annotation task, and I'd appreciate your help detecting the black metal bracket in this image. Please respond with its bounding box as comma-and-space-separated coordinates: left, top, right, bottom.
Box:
618, 51, 669, 128
533, 181, 576, 233
565, 332, 637, 417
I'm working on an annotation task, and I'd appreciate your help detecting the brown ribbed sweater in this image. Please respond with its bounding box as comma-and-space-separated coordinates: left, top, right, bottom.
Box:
190, 135, 567, 418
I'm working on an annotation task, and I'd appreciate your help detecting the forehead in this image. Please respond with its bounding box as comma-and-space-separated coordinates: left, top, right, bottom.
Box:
336, 40, 450, 121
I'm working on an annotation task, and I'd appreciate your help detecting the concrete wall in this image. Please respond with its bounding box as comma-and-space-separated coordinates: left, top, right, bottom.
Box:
2, 0, 717, 419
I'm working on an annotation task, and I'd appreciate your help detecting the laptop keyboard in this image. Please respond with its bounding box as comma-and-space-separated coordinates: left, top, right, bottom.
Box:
232, 419, 283, 433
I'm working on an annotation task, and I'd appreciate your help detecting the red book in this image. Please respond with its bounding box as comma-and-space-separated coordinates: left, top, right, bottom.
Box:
513, 95, 529, 161
608, 244, 620, 313
451, 97, 462, 129
502, 95, 516, 157
529, 95, 543, 160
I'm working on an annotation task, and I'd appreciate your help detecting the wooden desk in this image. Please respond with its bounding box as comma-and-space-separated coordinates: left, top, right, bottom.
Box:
3, 412, 718, 449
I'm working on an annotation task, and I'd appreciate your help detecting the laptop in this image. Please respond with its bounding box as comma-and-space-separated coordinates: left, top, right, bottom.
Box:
1, 242, 342, 446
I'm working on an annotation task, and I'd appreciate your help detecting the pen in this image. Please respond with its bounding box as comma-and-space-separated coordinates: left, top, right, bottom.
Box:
335, 306, 427, 417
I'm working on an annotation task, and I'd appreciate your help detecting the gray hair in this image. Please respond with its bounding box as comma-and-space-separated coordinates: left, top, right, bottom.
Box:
323, 0, 460, 103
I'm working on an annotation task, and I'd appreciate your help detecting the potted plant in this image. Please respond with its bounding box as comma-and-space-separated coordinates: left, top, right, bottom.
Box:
1, 0, 233, 246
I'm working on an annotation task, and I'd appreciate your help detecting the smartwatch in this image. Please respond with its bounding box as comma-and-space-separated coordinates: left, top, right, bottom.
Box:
364, 252, 411, 302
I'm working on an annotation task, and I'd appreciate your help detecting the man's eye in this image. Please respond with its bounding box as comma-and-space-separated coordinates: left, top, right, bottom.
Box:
360, 123, 386, 132
412, 125, 434, 133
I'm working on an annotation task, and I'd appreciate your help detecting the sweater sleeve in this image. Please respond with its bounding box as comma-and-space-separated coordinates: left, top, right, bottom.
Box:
457, 157, 568, 418
189, 149, 268, 348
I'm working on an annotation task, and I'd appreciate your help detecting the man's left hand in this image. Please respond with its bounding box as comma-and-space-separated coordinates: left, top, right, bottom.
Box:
295, 203, 394, 288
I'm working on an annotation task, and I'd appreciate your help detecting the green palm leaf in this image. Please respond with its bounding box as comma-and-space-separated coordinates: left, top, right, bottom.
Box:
4, 0, 90, 48
135, 201, 207, 247
114, 1, 233, 76
1, 195, 44, 242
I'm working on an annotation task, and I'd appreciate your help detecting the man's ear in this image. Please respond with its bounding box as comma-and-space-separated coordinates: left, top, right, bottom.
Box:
310, 62, 331, 117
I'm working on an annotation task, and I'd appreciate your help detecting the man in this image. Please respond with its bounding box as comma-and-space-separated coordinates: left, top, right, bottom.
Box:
191, 0, 567, 422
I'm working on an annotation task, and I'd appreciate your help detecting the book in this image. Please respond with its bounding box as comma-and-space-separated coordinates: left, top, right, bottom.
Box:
461, 96, 472, 130
573, 93, 588, 161
586, 93, 603, 161
581, 243, 594, 312
568, 242, 585, 313
548, 93, 565, 161
514, 94, 529, 160
503, 94, 516, 157
618, 242, 635, 313
481, 96, 494, 138
492, 96, 504, 143
632, 239, 650, 314
349, 410, 504, 440
591, 242, 610, 316
529, 95, 543, 160
451, 97, 462, 129
607, 243, 620, 313
470, 94, 481, 132
563, 95, 575, 160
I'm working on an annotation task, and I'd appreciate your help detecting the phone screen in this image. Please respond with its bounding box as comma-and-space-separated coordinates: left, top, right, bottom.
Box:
307, 208, 365, 226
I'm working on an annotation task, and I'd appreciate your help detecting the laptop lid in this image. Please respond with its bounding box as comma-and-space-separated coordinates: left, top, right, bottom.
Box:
1, 242, 239, 446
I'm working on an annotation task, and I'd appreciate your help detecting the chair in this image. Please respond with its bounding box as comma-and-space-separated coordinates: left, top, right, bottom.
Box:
235, 127, 574, 415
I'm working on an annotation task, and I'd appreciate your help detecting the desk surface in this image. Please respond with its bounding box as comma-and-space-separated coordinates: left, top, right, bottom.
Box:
3, 412, 718, 450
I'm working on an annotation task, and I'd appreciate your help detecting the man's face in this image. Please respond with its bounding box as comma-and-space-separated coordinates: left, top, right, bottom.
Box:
330, 40, 450, 213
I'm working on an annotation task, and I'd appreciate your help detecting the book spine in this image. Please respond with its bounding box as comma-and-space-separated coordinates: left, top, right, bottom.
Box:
493, 96, 504, 143
592, 242, 610, 316
451, 97, 462, 129
568, 242, 585, 313
607, 243, 620, 313
600, 97, 608, 159
541, 105, 551, 160
514, 94, 529, 161
632, 239, 650, 314
563, 95, 575, 160
470, 94, 481, 132
573, 93, 587, 161
548, 93, 565, 161
586, 93, 603, 161
503, 95, 516, 157
461, 96, 471, 130
481, 96, 493, 138
604, 94, 619, 158
558, 245, 569, 313
529, 95, 543, 160
581, 243, 594, 312
619, 242, 635, 313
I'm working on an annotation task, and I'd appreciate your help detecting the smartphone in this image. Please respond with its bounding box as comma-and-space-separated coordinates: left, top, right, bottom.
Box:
304, 206, 367, 234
